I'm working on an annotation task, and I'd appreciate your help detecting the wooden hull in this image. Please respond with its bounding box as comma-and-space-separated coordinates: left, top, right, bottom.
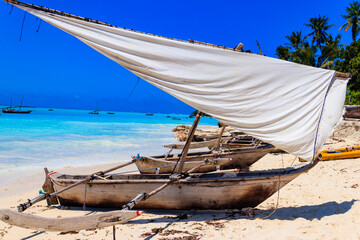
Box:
50, 160, 318, 210
2, 110, 32, 114
344, 105, 360, 119
135, 144, 274, 173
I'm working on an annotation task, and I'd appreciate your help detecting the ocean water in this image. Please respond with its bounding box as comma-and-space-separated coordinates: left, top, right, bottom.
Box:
0, 107, 218, 178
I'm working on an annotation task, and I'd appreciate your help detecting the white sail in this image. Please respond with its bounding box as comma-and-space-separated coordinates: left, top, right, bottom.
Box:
13, 3, 348, 160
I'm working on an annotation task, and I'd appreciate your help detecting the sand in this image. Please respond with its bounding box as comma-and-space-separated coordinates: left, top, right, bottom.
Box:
0, 120, 360, 240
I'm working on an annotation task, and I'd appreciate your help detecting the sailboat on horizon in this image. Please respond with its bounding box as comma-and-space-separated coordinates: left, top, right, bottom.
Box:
2, 96, 32, 114
88, 103, 99, 114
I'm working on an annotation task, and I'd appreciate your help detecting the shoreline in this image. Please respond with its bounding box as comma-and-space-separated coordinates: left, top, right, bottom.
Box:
1, 120, 360, 239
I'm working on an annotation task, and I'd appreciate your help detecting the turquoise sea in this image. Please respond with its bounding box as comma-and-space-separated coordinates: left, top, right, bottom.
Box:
0, 107, 218, 179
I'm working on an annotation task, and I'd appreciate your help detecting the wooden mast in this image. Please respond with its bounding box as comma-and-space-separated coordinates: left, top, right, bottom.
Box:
176, 111, 202, 174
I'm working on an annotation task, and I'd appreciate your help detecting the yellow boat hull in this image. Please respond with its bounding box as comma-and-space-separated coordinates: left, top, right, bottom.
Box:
300, 146, 360, 161
319, 146, 360, 161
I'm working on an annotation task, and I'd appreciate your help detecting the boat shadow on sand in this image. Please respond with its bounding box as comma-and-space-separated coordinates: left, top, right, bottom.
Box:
18, 200, 356, 240
127, 199, 357, 224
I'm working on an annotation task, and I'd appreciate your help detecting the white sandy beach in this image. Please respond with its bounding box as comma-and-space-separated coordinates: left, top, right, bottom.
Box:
1, 120, 360, 240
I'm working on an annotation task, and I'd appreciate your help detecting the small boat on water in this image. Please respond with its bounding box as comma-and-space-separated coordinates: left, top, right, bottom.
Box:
88, 103, 99, 114
2, 96, 32, 114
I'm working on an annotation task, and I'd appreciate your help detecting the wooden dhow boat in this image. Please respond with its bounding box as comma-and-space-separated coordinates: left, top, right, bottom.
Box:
134, 143, 274, 174
0, 0, 351, 233
50, 157, 319, 210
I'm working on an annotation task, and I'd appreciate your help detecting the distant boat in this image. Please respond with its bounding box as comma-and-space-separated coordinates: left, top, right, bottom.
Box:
145, 113, 154, 116
2, 96, 32, 114
88, 103, 99, 114
107, 112, 115, 115
48, 109, 54, 111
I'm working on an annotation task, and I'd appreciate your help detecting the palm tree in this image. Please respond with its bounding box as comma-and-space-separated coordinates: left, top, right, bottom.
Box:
339, 1, 360, 42
318, 35, 343, 68
291, 42, 317, 67
285, 31, 306, 50
305, 15, 335, 51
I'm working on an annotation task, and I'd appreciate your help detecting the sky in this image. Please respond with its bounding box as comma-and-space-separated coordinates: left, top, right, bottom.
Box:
0, 0, 356, 114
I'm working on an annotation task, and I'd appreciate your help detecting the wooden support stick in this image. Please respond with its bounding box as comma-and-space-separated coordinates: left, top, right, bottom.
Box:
177, 112, 202, 174
215, 125, 227, 149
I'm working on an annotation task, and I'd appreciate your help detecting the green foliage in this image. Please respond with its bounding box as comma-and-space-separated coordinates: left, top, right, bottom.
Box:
305, 15, 335, 51
275, 45, 291, 61
346, 89, 360, 105
335, 40, 360, 90
274, 1, 360, 95
339, 1, 360, 42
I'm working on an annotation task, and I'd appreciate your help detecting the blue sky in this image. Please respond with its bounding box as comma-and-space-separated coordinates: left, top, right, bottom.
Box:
0, 0, 355, 113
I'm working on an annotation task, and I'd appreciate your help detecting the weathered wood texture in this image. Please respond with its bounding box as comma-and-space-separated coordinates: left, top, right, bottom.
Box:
42, 168, 59, 205
50, 159, 318, 210
163, 137, 232, 149
0, 208, 141, 232
177, 113, 201, 173
135, 144, 274, 174
135, 157, 233, 174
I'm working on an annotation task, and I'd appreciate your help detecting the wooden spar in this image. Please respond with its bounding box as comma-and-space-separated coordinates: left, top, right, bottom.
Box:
335, 72, 351, 79
17, 159, 136, 212
234, 43, 244, 52
163, 137, 232, 150
176, 111, 202, 174
215, 125, 227, 149
3, 0, 357, 80
0, 208, 142, 232
256, 40, 263, 56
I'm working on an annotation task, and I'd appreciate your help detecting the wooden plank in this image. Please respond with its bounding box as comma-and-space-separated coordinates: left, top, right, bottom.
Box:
163, 137, 232, 149
0, 208, 142, 232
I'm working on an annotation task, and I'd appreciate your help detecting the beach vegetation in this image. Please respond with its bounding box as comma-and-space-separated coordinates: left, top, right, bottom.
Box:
275, 1, 360, 104
339, 1, 360, 42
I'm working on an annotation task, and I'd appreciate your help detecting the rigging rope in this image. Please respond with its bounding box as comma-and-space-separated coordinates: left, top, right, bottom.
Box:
9, 4, 13, 15
128, 76, 140, 97
36, 18, 42, 32
19, 11, 26, 41
258, 154, 284, 220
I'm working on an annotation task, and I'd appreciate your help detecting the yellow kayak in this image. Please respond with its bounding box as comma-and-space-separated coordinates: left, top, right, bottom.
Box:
319, 146, 360, 161
300, 146, 360, 161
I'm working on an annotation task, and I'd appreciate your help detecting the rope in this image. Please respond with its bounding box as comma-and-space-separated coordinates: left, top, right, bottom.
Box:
312, 72, 336, 161
9, 4, 13, 15
258, 152, 284, 219
19, 11, 26, 41
36, 19, 42, 33
128, 76, 140, 97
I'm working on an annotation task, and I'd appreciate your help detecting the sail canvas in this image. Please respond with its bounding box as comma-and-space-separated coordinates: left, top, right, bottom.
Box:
11, 2, 349, 161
